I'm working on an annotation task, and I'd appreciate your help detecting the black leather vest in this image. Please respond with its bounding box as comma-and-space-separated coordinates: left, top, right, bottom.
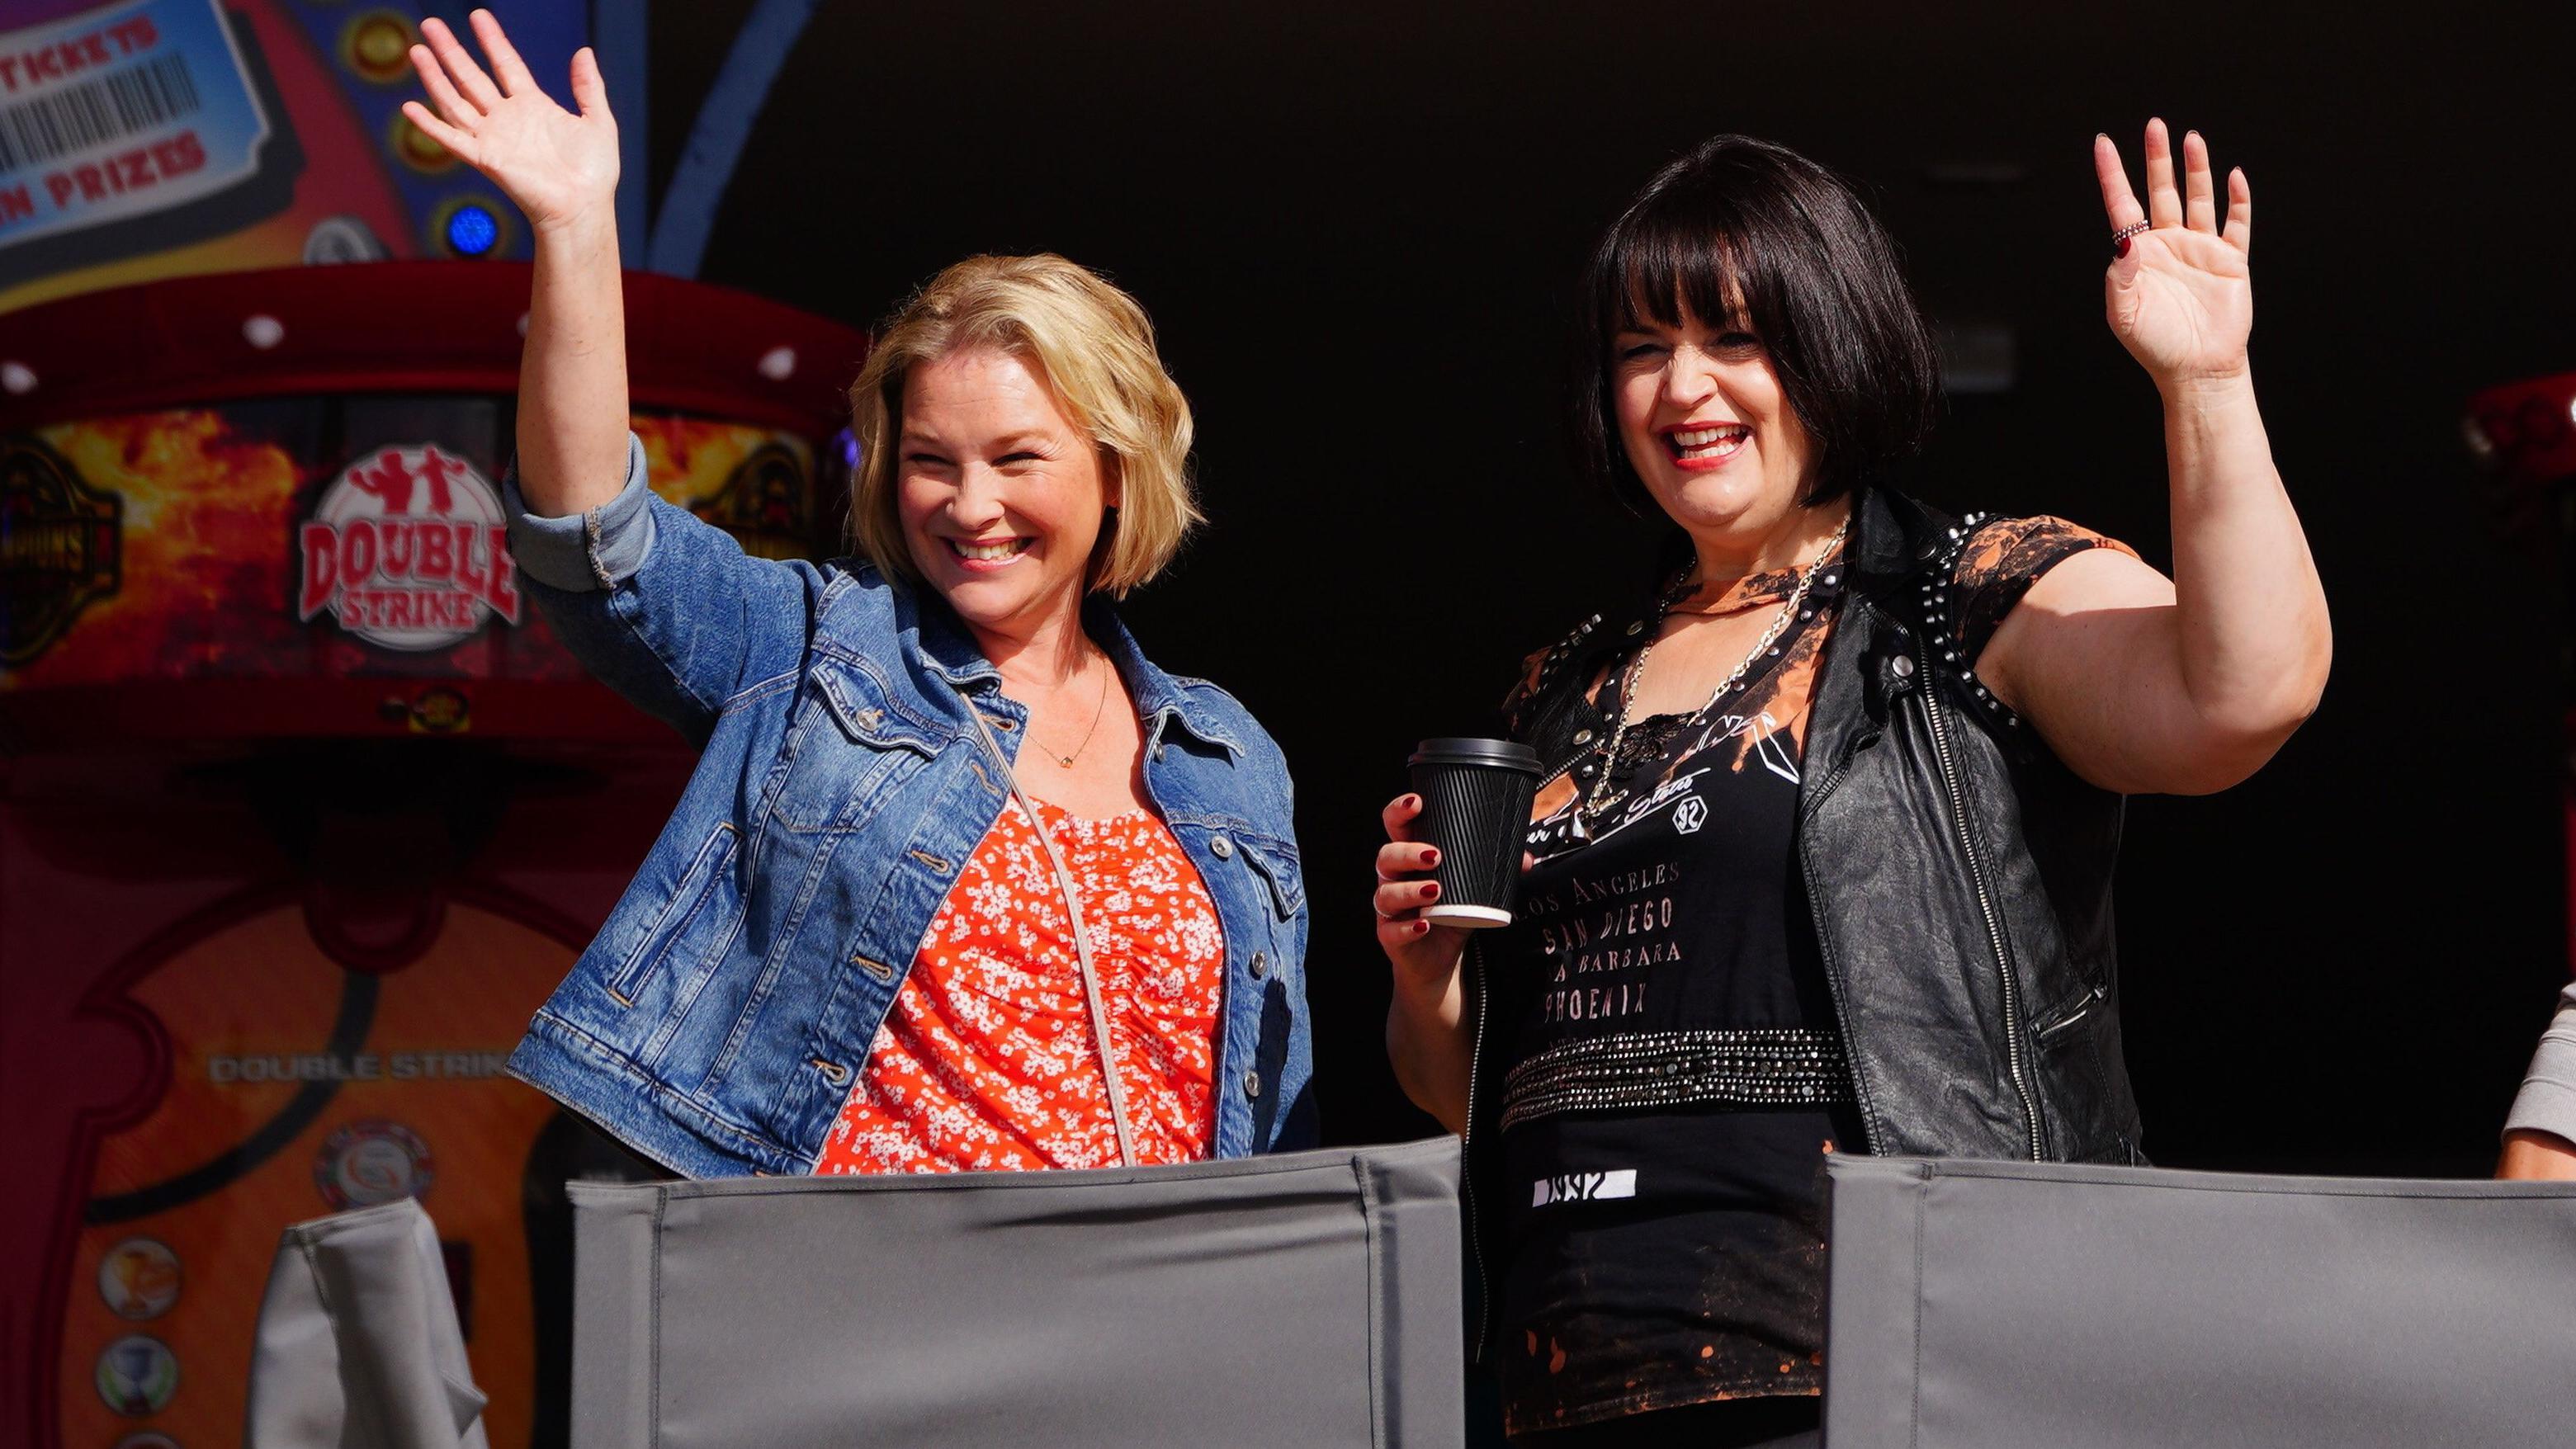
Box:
1461, 484, 2147, 1351
1477, 485, 2144, 1163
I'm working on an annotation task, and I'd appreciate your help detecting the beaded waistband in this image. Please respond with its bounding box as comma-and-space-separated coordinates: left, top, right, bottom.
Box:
1499, 1027, 1854, 1131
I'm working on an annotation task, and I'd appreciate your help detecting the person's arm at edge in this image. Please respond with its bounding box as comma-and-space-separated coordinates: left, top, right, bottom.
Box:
2498, 982, 2576, 1180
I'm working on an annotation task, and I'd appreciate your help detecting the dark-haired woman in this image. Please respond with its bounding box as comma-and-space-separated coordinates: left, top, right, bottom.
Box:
1378, 125, 2328, 1446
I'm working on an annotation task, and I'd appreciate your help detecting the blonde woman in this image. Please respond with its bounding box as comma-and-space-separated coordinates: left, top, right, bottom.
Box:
407, 11, 1311, 1178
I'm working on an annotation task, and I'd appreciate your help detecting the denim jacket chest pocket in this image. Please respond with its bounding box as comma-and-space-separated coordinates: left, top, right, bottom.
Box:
763, 654, 948, 835
1230, 830, 1303, 926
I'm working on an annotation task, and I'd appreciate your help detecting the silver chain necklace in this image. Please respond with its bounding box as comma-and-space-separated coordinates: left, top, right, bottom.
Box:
1579, 513, 1853, 828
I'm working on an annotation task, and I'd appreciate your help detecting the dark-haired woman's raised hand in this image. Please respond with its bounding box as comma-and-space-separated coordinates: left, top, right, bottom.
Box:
2094, 119, 2251, 387
402, 10, 618, 235
1972, 118, 2324, 799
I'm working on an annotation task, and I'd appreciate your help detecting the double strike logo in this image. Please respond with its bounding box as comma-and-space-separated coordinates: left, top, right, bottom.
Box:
298, 446, 518, 650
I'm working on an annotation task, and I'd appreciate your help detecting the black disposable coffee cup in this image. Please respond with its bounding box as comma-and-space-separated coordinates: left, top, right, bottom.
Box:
1408, 737, 1543, 928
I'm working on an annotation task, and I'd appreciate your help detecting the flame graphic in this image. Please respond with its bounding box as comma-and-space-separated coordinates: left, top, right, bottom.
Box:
7, 411, 306, 687
3, 410, 812, 690
636, 417, 786, 505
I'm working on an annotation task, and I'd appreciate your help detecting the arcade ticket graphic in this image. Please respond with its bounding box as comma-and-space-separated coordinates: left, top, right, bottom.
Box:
0, 0, 276, 254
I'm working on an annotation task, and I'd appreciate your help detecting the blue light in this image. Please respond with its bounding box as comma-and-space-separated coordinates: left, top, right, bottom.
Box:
445, 205, 500, 257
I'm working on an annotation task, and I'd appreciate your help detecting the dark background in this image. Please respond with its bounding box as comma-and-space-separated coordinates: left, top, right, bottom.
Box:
654, 1, 2574, 1175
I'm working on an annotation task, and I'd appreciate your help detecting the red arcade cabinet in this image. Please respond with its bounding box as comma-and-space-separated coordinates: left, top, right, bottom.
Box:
0, 262, 863, 1449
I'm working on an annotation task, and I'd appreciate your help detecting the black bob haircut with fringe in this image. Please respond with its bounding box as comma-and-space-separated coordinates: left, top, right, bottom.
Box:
1573, 135, 1941, 514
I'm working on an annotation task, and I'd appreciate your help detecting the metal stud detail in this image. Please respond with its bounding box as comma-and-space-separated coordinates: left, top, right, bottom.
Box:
1500, 1028, 1854, 1130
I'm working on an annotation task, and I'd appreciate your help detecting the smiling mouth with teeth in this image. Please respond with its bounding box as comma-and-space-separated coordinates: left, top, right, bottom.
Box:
948, 537, 1033, 563
1666, 424, 1751, 463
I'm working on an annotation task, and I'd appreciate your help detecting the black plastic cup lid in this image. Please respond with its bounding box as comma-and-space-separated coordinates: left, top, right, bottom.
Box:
1410, 737, 1542, 772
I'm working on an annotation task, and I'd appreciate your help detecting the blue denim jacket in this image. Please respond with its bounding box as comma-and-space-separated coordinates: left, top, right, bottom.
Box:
500, 436, 1315, 1178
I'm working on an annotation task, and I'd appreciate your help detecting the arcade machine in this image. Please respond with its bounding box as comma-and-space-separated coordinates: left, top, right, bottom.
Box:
0, 4, 856, 1447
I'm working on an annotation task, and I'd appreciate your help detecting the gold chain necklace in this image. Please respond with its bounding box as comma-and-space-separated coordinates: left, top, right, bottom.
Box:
1579, 514, 1852, 828
1038, 655, 1113, 767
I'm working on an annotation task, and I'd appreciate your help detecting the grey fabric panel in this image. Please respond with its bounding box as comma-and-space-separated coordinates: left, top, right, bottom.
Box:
1818, 1156, 1924, 1449
568, 1182, 660, 1449
248, 1222, 348, 1447
571, 1138, 1462, 1449
1359, 1141, 1467, 1448
1826, 1155, 2576, 1449
246, 1197, 491, 1449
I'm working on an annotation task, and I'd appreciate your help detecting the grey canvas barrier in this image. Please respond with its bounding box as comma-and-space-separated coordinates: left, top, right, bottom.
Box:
570, 1136, 1463, 1449
1825, 1154, 2576, 1449
246, 1196, 492, 1449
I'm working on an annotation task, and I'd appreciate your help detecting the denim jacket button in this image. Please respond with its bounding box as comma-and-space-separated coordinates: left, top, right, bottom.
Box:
1211, 835, 1234, 860
1242, 1069, 1261, 1098
1250, 951, 1269, 979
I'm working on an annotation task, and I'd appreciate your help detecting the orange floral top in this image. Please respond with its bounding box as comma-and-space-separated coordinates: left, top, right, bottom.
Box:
813, 798, 1225, 1175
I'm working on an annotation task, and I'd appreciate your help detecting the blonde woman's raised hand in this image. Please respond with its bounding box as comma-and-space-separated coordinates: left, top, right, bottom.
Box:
2094, 120, 2252, 389
403, 10, 618, 235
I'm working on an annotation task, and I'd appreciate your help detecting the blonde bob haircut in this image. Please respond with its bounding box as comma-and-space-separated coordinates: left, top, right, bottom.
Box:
845, 254, 1200, 597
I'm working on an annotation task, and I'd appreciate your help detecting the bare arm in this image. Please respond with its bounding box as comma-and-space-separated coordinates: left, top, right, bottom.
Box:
405, 10, 629, 517
516, 219, 629, 517
2498, 1130, 2576, 1181
1981, 121, 2330, 796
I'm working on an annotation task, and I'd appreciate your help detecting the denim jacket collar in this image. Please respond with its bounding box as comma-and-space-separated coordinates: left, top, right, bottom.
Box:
1088, 597, 1246, 759
886, 573, 1243, 758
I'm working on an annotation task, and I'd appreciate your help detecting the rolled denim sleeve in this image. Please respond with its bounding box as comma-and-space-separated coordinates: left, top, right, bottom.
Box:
499, 430, 830, 746
501, 432, 658, 592
2504, 982, 2576, 1144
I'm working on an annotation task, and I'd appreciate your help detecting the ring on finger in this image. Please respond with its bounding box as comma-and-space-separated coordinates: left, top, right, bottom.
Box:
2110, 219, 2151, 257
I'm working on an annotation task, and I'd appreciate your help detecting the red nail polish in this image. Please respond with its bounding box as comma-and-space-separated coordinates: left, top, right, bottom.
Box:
1424, 847, 1442, 866
2115, 237, 2133, 259
1413, 920, 1432, 936
1422, 882, 1440, 899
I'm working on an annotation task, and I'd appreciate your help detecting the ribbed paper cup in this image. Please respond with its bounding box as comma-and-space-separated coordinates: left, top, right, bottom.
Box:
1408, 737, 1542, 928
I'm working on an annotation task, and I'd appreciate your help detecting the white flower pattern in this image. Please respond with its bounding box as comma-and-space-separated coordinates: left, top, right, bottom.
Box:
815, 799, 1226, 1175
